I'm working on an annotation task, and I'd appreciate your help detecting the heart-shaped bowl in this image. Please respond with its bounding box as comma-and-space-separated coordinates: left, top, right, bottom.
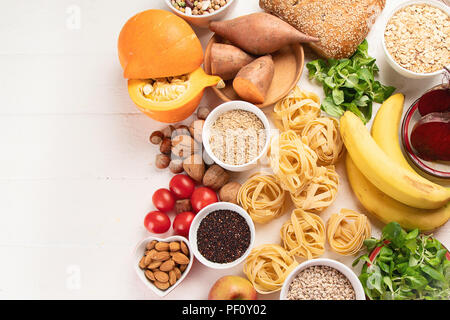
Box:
133, 235, 194, 298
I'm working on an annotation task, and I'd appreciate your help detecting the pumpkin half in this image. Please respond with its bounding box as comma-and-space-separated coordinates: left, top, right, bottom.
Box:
128, 68, 223, 123
118, 9, 221, 123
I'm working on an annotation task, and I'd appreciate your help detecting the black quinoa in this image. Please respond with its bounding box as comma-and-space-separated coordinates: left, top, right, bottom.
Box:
197, 210, 251, 264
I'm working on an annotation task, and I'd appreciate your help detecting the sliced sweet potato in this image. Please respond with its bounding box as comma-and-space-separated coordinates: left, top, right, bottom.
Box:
209, 12, 318, 55
210, 43, 255, 80
411, 112, 450, 161
233, 55, 275, 104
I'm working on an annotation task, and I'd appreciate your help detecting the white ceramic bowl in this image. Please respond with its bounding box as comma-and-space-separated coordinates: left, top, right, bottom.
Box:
189, 202, 255, 269
164, 0, 236, 28
133, 235, 194, 298
381, 0, 450, 79
280, 258, 366, 300
202, 101, 271, 172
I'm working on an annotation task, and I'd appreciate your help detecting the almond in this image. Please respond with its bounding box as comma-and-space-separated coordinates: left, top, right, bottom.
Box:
179, 264, 187, 272
160, 259, 175, 272
169, 270, 177, 286
154, 281, 170, 291
155, 242, 170, 252
174, 267, 182, 280
139, 256, 147, 269
147, 261, 162, 270
146, 240, 157, 250
180, 242, 189, 256
153, 251, 170, 261
154, 271, 169, 283
172, 252, 190, 265
144, 253, 153, 266
169, 242, 181, 252
145, 270, 155, 281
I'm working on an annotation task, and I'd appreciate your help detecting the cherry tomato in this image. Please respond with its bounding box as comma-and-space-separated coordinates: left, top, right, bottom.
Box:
169, 174, 195, 199
191, 187, 218, 213
152, 188, 175, 212
173, 212, 196, 238
144, 211, 171, 234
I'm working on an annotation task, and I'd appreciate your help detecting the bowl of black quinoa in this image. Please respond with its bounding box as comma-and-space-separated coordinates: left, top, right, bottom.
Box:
189, 202, 255, 269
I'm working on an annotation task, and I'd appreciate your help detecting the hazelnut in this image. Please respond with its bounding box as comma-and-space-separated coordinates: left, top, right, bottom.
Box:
219, 182, 241, 204
203, 165, 230, 190
197, 107, 211, 120
172, 135, 196, 159
169, 159, 184, 174
149, 131, 163, 145
175, 199, 192, 214
155, 154, 170, 169
161, 125, 175, 139
160, 138, 172, 155
189, 120, 204, 143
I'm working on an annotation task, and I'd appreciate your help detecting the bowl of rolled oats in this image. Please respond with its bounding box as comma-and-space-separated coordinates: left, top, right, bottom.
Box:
165, 0, 236, 28
382, 0, 450, 79
280, 258, 366, 300
202, 101, 270, 172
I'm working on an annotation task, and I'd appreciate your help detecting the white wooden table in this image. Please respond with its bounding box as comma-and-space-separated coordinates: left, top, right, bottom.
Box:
0, 0, 448, 300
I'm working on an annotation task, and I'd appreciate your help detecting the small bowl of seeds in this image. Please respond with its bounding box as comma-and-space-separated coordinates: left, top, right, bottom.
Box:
382, 0, 450, 79
202, 101, 271, 172
165, 0, 237, 28
280, 258, 365, 300
134, 235, 193, 297
189, 202, 255, 269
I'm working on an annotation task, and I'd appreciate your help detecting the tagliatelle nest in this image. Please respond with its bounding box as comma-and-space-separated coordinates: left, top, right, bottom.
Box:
301, 117, 344, 166
280, 209, 326, 260
327, 209, 371, 256
269, 130, 318, 194
290, 165, 339, 213
237, 173, 288, 224
273, 86, 321, 135
243, 244, 299, 294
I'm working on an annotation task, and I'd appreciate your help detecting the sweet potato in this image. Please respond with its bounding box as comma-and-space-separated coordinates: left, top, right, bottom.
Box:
210, 43, 255, 81
411, 112, 450, 161
233, 55, 275, 104
209, 12, 318, 55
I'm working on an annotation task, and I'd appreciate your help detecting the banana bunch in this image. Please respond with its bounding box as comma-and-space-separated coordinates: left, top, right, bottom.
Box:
342, 94, 450, 231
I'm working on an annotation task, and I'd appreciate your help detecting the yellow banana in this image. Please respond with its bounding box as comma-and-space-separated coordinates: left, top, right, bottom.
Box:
340, 111, 450, 209
371, 93, 415, 173
346, 154, 450, 231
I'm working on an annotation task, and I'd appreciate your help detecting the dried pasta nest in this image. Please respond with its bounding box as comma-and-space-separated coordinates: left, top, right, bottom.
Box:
290, 165, 339, 213
301, 117, 344, 166
237, 173, 288, 224
273, 86, 321, 135
327, 209, 371, 256
280, 209, 326, 260
269, 130, 318, 194
243, 244, 299, 294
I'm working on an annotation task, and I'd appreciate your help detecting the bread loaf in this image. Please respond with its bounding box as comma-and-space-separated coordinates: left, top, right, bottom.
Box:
259, 0, 385, 59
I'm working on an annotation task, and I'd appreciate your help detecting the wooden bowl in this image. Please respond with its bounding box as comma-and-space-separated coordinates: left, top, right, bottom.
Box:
204, 34, 304, 108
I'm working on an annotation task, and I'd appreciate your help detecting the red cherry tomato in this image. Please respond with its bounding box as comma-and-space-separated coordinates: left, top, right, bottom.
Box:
191, 187, 218, 213
173, 212, 196, 238
144, 211, 171, 234
152, 188, 175, 212
169, 174, 195, 199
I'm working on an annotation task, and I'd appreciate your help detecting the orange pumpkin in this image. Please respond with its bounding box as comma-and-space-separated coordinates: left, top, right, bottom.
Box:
118, 9, 221, 123
118, 9, 203, 79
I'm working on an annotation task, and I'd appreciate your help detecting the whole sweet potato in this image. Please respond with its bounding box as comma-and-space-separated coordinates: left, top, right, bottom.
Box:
210, 43, 255, 80
209, 12, 318, 55
233, 55, 275, 104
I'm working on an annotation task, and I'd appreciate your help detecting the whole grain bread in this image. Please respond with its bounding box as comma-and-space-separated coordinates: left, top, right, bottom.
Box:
259, 0, 386, 59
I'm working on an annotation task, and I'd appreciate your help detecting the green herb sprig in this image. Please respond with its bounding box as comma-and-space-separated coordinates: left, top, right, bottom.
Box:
353, 222, 450, 300
307, 40, 396, 124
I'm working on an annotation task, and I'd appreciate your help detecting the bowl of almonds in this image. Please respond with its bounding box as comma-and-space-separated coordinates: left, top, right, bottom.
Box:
134, 235, 193, 297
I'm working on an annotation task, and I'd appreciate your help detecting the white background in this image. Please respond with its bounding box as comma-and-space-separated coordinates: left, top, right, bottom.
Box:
0, 0, 448, 300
